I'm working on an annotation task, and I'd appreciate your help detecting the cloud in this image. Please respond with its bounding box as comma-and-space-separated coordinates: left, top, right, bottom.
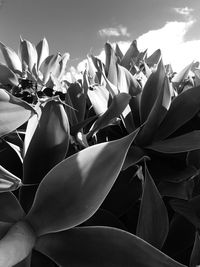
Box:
76, 19, 200, 75
174, 6, 194, 16
98, 25, 130, 38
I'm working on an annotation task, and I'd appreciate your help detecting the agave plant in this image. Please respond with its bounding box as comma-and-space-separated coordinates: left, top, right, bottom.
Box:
0, 37, 70, 102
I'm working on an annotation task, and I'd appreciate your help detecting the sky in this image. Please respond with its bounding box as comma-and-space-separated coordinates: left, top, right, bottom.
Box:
0, 0, 200, 72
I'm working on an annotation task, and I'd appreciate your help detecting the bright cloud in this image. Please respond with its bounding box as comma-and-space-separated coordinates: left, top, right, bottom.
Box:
98, 25, 130, 38
174, 6, 194, 16
76, 19, 200, 74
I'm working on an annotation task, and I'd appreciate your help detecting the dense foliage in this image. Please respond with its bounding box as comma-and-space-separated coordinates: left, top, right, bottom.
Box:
0, 37, 200, 266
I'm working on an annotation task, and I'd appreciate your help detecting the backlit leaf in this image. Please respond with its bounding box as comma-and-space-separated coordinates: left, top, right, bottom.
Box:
36, 226, 186, 267
0, 63, 19, 86
121, 40, 139, 70
88, 93, 131, 138
0, 165, 22, 192
0, 42, 22, 74
25, 129, 139, 235
0, 89, 35, 137
36, 37, 49, 69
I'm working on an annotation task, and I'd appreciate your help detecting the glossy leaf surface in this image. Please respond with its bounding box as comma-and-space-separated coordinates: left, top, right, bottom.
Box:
36, 226, 186, 267
26, 129, 139, 235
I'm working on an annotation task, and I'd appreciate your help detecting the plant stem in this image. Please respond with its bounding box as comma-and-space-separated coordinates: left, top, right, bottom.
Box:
0, 220, 36, 267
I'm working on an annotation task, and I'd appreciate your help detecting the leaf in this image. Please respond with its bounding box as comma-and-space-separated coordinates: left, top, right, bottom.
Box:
0, 89, 35, 137
0, 222, 12, 239
155, 85, 200, 140
0, 42, 22, 74
87, 85, 109, 115
0, 63, 19, 86
19, 37, 38, 72
0, 192, 24, 222
172, 62, 194, 93
88, 93, 131, 138
67, 82, 86, 123
136, 164, 169, 249
36, 226, 186, 267
136, 73, 171, 145
21, 99, 70, 212
145, 49, 161, 68
117, 64, 142, 96
105, 42, 118, 86
139, 58, 166, 124
36, 37, 49, 69
190, 231, 200, 267
25, 129, 140, 236
0, 165, 22, 192
120, 40, 139, 70
148, 130, 200, 153
58, 52, 70, 80
39, 54, 60, 84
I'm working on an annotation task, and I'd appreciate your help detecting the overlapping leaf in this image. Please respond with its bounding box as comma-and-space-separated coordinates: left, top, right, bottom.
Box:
148, 130, 200, 153
136, 164, 169, 249
155, 84, 200, 140
0, 89, 35, 137
0, 64, 19, 86
0, 42, 22, 74
25, 129, 139, 235
88, 92, 131, 138
190, 231, 200, 267
0, 192, 24, 222
36, 38, 49, 70
36, 226, 186, 267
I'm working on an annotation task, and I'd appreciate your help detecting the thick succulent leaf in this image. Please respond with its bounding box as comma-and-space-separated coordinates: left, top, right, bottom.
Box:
19, 37, 38, 72
0, 63, 19, 86
117, 64, 142, 95
155, 85, 200, 140
139, 58, 166, 124
158, 179, 194, 200
136, 164, 169, 249
67, 82, 86, 123
25, 129, 139, 235
122, 145, 149, 170
136, 74, 171, 145
36, 37, 49, 69
0, 42, 22, 74
148, 130, 200, 153
36, 226, 186, 267
0, 165, 22, 192
120, 40, 139, 70
39, 54, 60, 84
88, 93, 131, 138
21, 100, 70, 212
58, 52, 70, 80
0, 192, 24, 222
115, 43, 123, 61
87, 85, 109, 115
190, 231, 200, 267
0, 89, 35, 137
105, 42, 118, 86
172, 62, 194, 93
145, 49, 161, 68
